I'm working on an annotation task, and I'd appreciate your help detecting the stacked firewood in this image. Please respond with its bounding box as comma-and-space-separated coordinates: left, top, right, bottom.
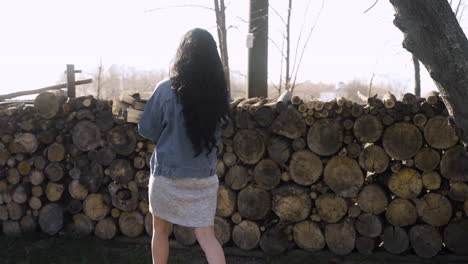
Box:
0, 90, 155, 240
112, 91, 152, 123
1, 89, 468, 259
211, 90, 468, 258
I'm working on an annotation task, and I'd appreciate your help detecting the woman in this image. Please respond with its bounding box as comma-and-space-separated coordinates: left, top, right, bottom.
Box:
138, 28, 229, 264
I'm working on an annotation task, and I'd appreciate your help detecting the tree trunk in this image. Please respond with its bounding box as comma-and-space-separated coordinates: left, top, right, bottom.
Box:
390, 0, 468, 144
213, 0, 230, 95
412, 54, 421, 97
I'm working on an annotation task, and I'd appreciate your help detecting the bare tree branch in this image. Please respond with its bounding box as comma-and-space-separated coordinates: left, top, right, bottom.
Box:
363, 0, 380, 14
278, 37, 285, 94
269, 4, 287, 27
291, 0, 313, 84
459, 5, 466, 21
291, 0, 325, 91
145, 5, 214, 13
455, 0, 463, 16
285, 0, 292, 90
268, 36, 287, 59
368, 72, 375, 97
236, 16, 248, 23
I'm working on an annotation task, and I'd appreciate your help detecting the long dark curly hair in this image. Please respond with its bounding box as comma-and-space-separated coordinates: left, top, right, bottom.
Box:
170, 28, 229, 157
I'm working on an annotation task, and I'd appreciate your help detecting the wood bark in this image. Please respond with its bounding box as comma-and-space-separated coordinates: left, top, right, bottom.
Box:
315, 194, 347, 224
34, 90, 67, 119
225, 165, 250, 190
232, 220, 261, 250
353, 115, 383, 143
237, 185, 271, 220
383, 122, 423, 160
271, 105, 306, 139
414, 147, 440, 172
390, 0, 468, 144
38, 203, 63, 235
424, 116, 459, 149
323, 155, 363, 198
271, 184, 311, 223
216, 184, 236, 217
355, 213, 382, 238
289, 150, 322, 186
118, 211, 143, 238
72, 120, 101, 151
307, 119, 343, 156
95, 217, 117, 240
357, 184, 388, 215
325, 220, 356, 256
107, 125, 137, 156
409, 224, 442, 258
254, 159, 281, 190
444, 219, 468, 255
214, 216, 231, 246
72, 213, 94, 237
293, 221, 325, 252
359, 145, 389, 173
415, 193, 452, 227
266, 136, 290, 167
385, 198, 417, 227
440, 145, 468, 181
388, 168, 422, 199
174, 225, 197, 246
382, 226, 409, 254
259, 224, 291, 255
233, 130, 265, 165
83, 193, 110, 221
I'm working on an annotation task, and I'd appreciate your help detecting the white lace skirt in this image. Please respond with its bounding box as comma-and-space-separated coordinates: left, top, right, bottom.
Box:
148, 174, 219, 227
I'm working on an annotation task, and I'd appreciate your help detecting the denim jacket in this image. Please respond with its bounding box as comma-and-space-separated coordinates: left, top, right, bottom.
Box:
138, 79, 221, 178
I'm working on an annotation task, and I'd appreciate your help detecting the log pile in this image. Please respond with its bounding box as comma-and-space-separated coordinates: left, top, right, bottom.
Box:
1, 89, 468, 258
112, 91, 152, 123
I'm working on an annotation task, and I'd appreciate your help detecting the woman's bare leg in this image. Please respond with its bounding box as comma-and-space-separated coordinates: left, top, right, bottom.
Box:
194, 226, 226, 264
151, 215, 173, 264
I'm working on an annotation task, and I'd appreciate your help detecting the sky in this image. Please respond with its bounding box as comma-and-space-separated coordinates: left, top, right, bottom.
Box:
0, 0, 467, 97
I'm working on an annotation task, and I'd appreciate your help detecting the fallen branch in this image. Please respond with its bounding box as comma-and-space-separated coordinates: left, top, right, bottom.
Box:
0, 79, 93, 101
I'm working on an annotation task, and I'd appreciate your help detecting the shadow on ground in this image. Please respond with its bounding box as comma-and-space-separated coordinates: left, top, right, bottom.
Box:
0, 233, 467, 264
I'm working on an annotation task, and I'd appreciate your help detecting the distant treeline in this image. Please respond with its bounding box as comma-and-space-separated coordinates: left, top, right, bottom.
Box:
75, 64, 405, 102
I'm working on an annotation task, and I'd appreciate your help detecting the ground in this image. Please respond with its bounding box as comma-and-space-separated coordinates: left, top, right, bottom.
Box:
1, 233, 468, 264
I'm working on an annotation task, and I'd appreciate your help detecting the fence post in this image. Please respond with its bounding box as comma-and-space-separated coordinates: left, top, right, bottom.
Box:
66, 64, 76, 98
